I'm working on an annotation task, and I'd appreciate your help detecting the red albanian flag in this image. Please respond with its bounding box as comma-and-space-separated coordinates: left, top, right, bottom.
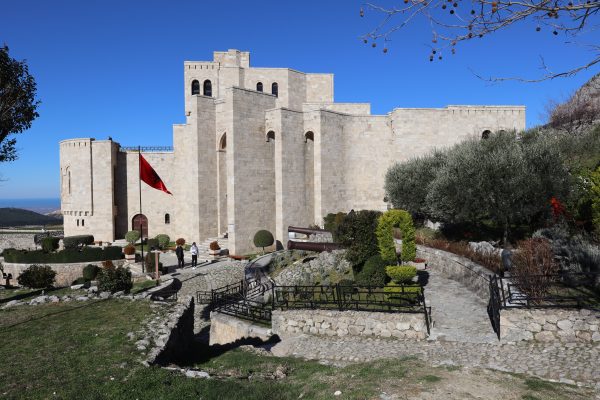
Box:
139, 153, 172, 195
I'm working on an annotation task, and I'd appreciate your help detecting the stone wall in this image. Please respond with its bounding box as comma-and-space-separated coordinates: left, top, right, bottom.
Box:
209, 311, 273, 346
416, 245, 491, 300
500, 308, 600, 343
2, 259, 126, 287
272, 309, 428, 340
149, 296, 196, 365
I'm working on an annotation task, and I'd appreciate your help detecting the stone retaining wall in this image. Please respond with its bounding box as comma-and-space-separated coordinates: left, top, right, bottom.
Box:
272, 309, 428, 340
416, 245, 490, 300
1, 259, 126, 287
209, 311, 273, 345
500, 308, 600, 343
149, 296, 195, 365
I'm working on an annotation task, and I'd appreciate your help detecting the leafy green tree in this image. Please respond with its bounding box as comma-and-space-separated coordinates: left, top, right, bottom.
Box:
253, 230, 274, 254
0, 46, 40, 163
384, 152, 446, 218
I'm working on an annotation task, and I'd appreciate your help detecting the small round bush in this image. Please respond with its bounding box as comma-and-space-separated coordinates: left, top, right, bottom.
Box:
209, 241, 220, 251
82, 264, 100, 282
146, 238, 159, 250
155, 234, 170, 249
125, 230, 140, 245
253, 230, 274, 252
355, 254, 388, 287
97, 264, 132, 293
175, 238, 186, 246
123, 244, 136, 255
386, 265, 417, 284
41, 237, 60, 253
17, 265, 56, 289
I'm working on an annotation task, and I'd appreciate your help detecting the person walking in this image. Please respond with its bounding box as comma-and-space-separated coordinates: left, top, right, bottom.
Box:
175, 243, 185, 269
190, 242, 199, 269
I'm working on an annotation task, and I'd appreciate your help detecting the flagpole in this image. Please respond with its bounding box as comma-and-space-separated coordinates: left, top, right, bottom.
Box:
138, 146, 145, 273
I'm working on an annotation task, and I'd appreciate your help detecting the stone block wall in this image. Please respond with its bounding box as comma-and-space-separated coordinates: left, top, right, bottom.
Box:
149, 296, 196, 365
416, 245, 491, 300
500, 308, 600, 343
272, 309, 428, 340
209, 311, 272, 346
2, 259, 126, 287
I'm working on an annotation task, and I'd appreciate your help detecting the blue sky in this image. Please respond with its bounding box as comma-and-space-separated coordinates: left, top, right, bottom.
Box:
1, 0, 598, 199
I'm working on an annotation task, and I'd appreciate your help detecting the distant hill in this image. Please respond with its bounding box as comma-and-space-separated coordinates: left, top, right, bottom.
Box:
0, 208, 63, 227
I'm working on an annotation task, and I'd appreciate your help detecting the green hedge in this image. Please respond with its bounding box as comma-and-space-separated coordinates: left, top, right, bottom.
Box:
3, 246, 123, 264
386, 265, 417, 284
355, 254, 387, 287
63, 235, 95, 250
376, 209, 416, 263
41, 237, 60, 252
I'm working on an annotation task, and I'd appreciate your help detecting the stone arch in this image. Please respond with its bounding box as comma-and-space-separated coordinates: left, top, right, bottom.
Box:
266, 130, 275, 142
256, 82, 263, 92
376, 209, 416, 263
203, 80, 212, 97
132, 214, 148, 240
304, 131, 314, 143
191, 80, 200, 95
482, 130, 492, 139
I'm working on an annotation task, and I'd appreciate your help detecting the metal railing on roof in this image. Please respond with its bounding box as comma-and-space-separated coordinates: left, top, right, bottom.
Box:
119, 146, 173, 152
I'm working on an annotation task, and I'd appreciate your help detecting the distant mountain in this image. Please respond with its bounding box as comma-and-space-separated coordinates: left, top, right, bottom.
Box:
0, 208, 63, 227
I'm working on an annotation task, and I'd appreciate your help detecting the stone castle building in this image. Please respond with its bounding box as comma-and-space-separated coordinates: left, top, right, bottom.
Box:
59, 49, 526, 254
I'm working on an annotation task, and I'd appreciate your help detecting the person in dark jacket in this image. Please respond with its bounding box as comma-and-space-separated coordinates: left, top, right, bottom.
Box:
175, 244, 185, 268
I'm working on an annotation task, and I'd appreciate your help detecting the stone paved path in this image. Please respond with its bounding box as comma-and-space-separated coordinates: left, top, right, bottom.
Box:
424, 270, 498, 343
271, 334, 600, 388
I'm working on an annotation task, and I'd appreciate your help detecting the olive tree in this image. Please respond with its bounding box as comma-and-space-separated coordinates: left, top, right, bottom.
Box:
0, 46, 40, 163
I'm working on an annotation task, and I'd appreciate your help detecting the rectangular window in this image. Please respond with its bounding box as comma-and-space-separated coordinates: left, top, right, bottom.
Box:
77, 219, 79, 227
82, 219, 85, 227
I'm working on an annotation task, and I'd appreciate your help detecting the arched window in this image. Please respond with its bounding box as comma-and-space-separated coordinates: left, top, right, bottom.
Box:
482, 130, 491, 139
271, 82, 278, 97
304, 131, 314, 143
219, 133, 227, 151
191, 80, 200, 95
266, 131, 275, 142
256, 82, 263, 92
68, 170, 71, 194
203, 80, 212, 97
165, 213, 170, 224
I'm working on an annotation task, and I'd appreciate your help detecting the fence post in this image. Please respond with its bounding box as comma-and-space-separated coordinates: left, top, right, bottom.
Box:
336, 284, 343, 311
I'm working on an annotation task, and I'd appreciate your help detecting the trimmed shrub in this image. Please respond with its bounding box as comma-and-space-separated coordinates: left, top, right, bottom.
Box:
253, 230, 274, 252
209, 241, 220, 251
323, 212, 347, 233
82, 264, 100, 282
17, 265, 56, 289
146, 238, 159, 250
155, 234, 170, 249
175, 238, 186, 246
334, 210, 382, 267
3, 246, 123, 264
125, 230, 140, 245
97, 264, 132, 293
376, 209, 416, 264
123, 244, 136, 255
63, 235, 94, 250
41, 237, 60, 253
386, 265, 417, 284
355, 254, 387, 287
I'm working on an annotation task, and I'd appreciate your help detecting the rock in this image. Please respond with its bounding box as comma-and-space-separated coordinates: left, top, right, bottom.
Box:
2, 300, 22, 309
70, 284, 84, 290
396, 322, 411, 331
75, 296, 89, 301
534, 331, 556, 342
136, 339, 150, 347
113, 290, 125, 297
48, 295, 60, 303
592, 332, 600, 342
556, 320, 573, 331
32, 295, 49, 304
88, 286, 98, 293
126, 332, 136, 340
99, 292, 111, 299
184, 370, 210, 379
334, 391, 342, 396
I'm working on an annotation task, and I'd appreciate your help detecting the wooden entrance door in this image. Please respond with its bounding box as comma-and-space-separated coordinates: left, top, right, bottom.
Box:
132, 214, 148, 239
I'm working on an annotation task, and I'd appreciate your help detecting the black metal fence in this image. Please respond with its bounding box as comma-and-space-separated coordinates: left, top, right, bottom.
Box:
487, 275, 501, 339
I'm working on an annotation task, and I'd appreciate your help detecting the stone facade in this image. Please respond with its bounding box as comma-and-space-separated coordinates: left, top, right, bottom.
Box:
271, 309, 428, 340
500, 308, 600, 343
60, 49, 526, 255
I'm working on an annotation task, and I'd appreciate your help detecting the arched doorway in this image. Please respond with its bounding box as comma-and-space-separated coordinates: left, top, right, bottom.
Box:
132, 214, 148, 240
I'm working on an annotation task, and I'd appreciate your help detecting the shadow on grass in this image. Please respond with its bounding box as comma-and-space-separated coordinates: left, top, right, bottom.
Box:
0, 298, 111, 331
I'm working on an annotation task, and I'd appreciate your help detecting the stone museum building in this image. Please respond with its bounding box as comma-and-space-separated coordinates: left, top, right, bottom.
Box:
59, 49, 526, 254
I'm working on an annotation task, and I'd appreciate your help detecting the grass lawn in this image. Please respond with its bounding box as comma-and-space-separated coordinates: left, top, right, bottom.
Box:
0, 300, 595, 400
